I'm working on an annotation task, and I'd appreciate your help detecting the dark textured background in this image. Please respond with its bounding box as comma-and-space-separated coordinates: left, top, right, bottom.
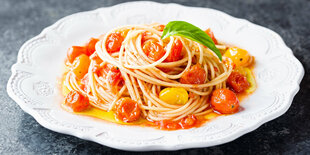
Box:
0, 0, 309, 154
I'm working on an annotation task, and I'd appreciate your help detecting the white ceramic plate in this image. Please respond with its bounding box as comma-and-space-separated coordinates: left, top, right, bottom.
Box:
7, 1, 304, 151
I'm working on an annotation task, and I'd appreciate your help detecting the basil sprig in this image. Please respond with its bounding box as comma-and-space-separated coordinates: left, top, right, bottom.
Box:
161, 21, 222, 61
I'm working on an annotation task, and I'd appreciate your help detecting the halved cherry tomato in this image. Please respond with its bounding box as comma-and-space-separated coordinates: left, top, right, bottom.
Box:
67, 46, 88, 63
156, 114, 197, 130
205, 28, 218, 44
116, 97, 141, 122
143, 41, 165, 61
227, 71, 250, 93
106, 32, 124, 53
179, 115, 197, 129
157, 120, 181, 130
72, 54, 90, 79
210, 88, 239, 114
165, 39, 183, 62
86, 38, 99, 55
180, 64, 206, 84
65, 90, 89, 112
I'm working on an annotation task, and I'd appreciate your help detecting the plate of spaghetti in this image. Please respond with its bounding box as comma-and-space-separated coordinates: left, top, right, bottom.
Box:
7, 1, 304, 151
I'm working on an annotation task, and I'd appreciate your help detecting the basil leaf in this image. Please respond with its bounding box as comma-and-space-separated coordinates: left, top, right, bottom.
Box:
161, 21, 222, 61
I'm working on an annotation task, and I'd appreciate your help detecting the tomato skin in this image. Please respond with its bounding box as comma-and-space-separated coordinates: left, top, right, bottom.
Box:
205, 28, 218, 44
65, 90, 89, 112
106, 32, 124, 53
143, 41, 166, 61
116, 97, 141, 122
227, 71, 250, 93
67, 46, 88, 63
87, 38, 99, 55
165, 39, 183, 62
180, 64, 206, 84
211, 88, 239, 114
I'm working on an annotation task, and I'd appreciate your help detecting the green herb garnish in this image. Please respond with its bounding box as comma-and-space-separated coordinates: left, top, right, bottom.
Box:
161, 21, 222, 61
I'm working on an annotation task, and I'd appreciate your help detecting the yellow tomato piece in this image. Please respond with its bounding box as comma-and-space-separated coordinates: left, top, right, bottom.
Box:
62, 81, 70, 96
204, 112, 219, 120
159, 87, 189, 105
244, 68, 257, 93
72, 54, 90, 79
224, 47, 250, 67
233, 66, 246, 75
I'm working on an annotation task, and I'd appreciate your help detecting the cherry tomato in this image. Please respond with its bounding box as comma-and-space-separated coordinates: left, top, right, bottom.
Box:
158, 67, 171, 73
65, 90, 89, 112
154, 24, 165, 31
104, 63, 115, 74
159, 87, 188, 105
205, 28, 218, 44
108, 67, 122, 86
179, 115, 197, 129
143, 41, 165, 61
80, 73, 89, 89
227, 71, 250, 93
180, 64, 206, 84
116, 97, 141, 122
214, 67, 219, 72
67, 46, 88, 63
157, 120, 181, 130
96, 63, 112, 76
86, 38, 99, 55
141, 32, 148, 43
90, 53, 103, 74
210, 88, 239, 114
165, 39, 183, 62
224, 47, 251, 67
106, 32, 124, 53
156, 115, 197, 130
72, 54, 90, 79
91, 53, 101, 62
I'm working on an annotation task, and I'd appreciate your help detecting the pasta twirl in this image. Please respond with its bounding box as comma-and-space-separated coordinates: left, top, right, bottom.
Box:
62, 22, 256, 130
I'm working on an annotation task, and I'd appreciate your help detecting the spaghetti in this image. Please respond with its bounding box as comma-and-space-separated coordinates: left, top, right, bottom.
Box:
62, 22, 256, 130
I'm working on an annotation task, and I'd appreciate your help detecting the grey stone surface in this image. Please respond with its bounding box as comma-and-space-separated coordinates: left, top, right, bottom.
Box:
0, 0, 309, 154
